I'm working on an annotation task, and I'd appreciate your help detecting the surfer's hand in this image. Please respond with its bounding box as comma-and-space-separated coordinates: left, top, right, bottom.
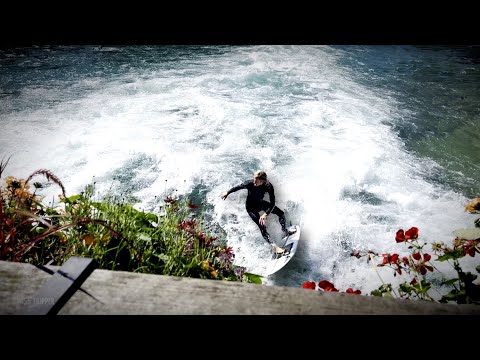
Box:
221, 192, 228, 200
259, 213, 267, 225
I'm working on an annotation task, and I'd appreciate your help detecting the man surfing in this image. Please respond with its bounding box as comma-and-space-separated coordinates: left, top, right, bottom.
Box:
221, 170, 295, 254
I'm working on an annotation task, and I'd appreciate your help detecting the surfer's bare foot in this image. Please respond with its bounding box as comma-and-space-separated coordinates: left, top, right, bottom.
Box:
272, 244, 285, 254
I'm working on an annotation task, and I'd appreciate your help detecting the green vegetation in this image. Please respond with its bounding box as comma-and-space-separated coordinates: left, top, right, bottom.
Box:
0, 156, 261, 284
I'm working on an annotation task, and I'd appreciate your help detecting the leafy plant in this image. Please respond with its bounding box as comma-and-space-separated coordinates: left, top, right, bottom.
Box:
1, 158, 257, 283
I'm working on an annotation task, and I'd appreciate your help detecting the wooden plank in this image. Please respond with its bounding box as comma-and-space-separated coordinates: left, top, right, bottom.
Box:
0, 261, 56, 315
61, 268, 480, 315
1, 260, 479, 315
22, 257, 97, 315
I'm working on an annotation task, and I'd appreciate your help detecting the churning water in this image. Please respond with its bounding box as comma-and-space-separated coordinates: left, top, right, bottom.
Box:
1, 45, 479, 294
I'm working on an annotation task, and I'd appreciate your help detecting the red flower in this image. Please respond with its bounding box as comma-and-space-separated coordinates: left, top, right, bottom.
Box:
380, 253, 400, 265
318, 280, 339, 292
461, 240, 479, 257
302, 281, 316, 290
418, 265, 434, 275
411, 253, 434, 275
345, 288, 362, 295
395, 227, 419, 242
187, 201, 199, 209
405, 227, 419, 239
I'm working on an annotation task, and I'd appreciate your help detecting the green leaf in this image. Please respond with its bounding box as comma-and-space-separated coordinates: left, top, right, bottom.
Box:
61, 194, 82, 204
442, 278, 459, 286
144, 213, 159, 223
90, 201, 106, 210
371, 283, 393, 297
244, 272, 262, 284
399, 283, 414, 294
413, 280, 431, 295
436, 248, 465, 261
441, 291, 459, 303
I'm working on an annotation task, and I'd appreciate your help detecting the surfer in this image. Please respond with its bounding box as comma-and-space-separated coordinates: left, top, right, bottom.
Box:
221, 170, 295, 254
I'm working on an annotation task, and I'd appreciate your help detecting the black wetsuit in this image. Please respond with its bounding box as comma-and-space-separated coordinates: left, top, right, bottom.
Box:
225, 179, 287, 243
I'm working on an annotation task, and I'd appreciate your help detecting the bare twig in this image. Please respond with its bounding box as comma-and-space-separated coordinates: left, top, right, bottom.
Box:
0, 154, 12, 180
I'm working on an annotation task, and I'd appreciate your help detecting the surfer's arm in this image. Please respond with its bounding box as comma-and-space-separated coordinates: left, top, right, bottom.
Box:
259, 185, 275, 224
265, 184, 276, 215
221, 181, 248, 200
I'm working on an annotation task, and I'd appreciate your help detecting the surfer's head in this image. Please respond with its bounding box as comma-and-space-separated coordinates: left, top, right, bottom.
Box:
253, 170, 267, 186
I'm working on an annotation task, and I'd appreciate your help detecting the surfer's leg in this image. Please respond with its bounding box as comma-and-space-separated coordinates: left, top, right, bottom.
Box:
270, 206, 289, 236
247, 209, 271, 243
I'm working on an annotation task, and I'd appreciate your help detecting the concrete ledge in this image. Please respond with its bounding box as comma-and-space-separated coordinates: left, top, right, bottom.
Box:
1, 260, 479, 315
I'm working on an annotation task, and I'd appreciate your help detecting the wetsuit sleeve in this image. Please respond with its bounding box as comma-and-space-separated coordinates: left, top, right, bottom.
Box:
265, 183, 275, 215
225, 180, 249, 196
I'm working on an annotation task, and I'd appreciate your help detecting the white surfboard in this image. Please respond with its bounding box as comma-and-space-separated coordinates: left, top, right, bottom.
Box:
265, 225, 300, 276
